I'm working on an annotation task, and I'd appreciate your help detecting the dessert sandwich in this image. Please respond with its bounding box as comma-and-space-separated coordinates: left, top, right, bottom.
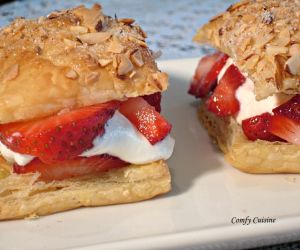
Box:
189, 0, 300, 173
0, 4, 174, 220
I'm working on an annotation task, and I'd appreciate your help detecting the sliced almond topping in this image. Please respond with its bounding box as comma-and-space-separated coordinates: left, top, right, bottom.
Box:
285, 54, 300, 76
108, 36, 125, 53
72, 4, 103, 32
119, 18, 135, 25
289, 44, 300, 56
272, 28, 290, 47
136, 26, 147, 38
98, 58, 112, 67
128, 36, 147, 47
255, 33, 274, 49
65, 70, 78, 80
86, 56, 99, 69
3, 64, 19, 83
112, 55, 118, 69
47, 11, 60, 19
131, 50, 144, 67
118, 55, 134, 76
129, 70, 137, 78
70, 25, 88, 34
244, 54, 260, 70
64, 38, 78, 47
77, 32, 111, 45
85, 72, 100, 84
266, 45, 288, 55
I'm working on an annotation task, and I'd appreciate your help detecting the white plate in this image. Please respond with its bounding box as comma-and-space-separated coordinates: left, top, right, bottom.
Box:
1, 58, 300, 250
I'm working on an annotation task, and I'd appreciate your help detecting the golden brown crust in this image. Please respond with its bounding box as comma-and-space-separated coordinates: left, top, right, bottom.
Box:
198, 101, 300, 174
0, 160, 171, 220
0, 4, 168, 123
194, 0, 300, 100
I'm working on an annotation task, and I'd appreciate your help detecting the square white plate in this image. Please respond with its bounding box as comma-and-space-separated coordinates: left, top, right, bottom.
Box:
1, 58, 300, 250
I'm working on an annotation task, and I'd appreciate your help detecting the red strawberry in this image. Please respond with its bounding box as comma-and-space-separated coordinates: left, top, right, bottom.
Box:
0, 101, 120, 164
13, 155, 127, 181
269, 115, 300, 145
206, 64, 245, 116
142, 92, 162, 112
273, 95, 300, 122
120, 97, 172, 144
188, 52, 229, 98
242, 112, 283, 141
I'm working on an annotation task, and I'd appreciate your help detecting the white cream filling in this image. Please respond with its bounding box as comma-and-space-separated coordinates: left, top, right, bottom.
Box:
0, 142, 34, 166
235, 79, 292, 124
0, 111, 174, 166
80, 111, 175, 164
217, 57, 292, 124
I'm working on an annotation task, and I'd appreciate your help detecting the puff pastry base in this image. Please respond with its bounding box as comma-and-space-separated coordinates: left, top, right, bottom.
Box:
198, 101, 300, 174
0, 160, 171, 220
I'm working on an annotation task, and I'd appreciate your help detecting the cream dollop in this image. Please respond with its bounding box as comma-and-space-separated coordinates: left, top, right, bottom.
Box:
216, 57, 292, 124
235, 79, 292, 124
0, 141, 34, 166
80, 111, 175, 164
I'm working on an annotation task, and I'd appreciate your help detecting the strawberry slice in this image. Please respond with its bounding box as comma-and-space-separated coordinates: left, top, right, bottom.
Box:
188, 52, 228, 98
0, 101, 120, 164
269, 115, 300, 145
206, 64, 245, 116
273, 95, 300, 121
142, 92, 162, 112
242, 112, 283, 142
269, 95, 300, 144
120, 97, 171, 144
13, 155, 127, 181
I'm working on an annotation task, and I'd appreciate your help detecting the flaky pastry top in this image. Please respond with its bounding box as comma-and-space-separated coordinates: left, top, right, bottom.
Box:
0, 4, 168, 123
194, 0, 300, 100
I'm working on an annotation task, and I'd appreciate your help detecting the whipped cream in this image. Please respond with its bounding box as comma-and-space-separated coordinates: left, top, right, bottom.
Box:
217, 57, 233, 82
0, 111, 174, 166
0, 141, 34, 166
235, 79, 292, 124
80, 111, 175, 164
217, 57, 292, 124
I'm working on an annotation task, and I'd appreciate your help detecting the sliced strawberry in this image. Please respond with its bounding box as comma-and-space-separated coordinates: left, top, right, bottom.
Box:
119, 97, 171, 144
188, 52, 229, 98
13, 155, 127, 181
242, 112, 283, 142
206, 64, 245, 116
269, 115, 300, 145
273, 95, 300, 122
0, 101, 120, 164
142, 92, 162, 112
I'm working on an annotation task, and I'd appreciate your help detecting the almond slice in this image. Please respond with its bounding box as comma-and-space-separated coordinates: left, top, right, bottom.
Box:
3, 64, 19, 83
77, 32, 111, 45
98, 58, 112, 67
85, 72, 100, 84
289, 44, 300, 56
266, 45, 288, 55
65, 70, 78, 80
64, 38, 78, 47
131, 50, 144, 67
118, 55, 133, 76
286, 54, 300, 76
70, 26, 88, 34
108, 36, 125, 53
119, 18, 135, 25
128, 36, 147, 47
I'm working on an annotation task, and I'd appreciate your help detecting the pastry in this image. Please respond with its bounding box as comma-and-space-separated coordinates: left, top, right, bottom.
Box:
189, 0, 300, 173
0, 4, 174, 220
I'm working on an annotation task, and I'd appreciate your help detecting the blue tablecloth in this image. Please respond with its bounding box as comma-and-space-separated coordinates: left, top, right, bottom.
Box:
0, 0, 299, 249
